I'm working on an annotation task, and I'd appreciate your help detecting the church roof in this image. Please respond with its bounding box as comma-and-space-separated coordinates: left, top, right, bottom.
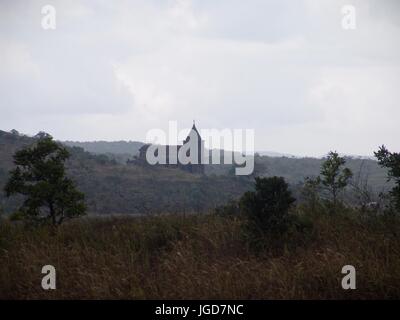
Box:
183, 121, 202, 143
191, 121, 201, 138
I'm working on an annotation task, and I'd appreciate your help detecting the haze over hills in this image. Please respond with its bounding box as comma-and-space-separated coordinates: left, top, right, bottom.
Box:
63, 140, 145, 156
63, 140, 376, 160
0, 130, 253, 215
0, 129, 391, 216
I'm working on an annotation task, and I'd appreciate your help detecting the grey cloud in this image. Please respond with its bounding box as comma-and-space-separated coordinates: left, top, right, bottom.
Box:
0, 0, 399, 156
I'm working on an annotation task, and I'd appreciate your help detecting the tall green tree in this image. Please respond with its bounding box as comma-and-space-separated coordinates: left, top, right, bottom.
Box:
320, 151, 352, 207
374, 145, 400, 213
4, 136, 86, 226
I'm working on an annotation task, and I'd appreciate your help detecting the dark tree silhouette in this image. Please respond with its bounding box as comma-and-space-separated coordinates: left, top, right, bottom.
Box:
5, 136, 86, 225
240, 176, 295, 235
375, 145, 400, 213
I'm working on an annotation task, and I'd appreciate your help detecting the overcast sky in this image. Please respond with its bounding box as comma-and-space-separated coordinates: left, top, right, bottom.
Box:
0, 0, 399, 157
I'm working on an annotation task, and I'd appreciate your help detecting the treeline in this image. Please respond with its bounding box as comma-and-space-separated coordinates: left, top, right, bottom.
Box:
218, 149, 400, 223
0, 132, 252, 217
0, 129, 396, 219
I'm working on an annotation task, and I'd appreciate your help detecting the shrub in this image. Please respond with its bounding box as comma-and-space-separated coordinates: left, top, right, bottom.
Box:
239, 176, 296, 238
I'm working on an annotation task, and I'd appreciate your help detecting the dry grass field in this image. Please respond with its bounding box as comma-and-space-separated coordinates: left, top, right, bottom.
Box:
0, 208, 399, 299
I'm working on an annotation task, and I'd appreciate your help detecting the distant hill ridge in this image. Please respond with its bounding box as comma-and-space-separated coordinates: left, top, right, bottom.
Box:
1, 129, 376, 160
63, 140, 145, 156
0, 129, 253, 215
0, 129, 391, 216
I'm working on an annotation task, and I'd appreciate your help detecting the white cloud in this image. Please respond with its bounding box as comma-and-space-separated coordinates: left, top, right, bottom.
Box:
0, 0, 399, 155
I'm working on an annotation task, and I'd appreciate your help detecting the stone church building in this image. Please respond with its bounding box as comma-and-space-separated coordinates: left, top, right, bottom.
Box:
133, 122, 205, 174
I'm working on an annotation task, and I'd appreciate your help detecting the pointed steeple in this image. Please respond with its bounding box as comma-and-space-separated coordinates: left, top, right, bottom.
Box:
191, 120, 200, 137
184, 120, 202, 144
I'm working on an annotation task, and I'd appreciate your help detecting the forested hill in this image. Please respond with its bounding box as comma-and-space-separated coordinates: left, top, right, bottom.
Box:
0, 130, 391, 216
0, 130, 252, 215
252, 154, 389, 192
62, 139, 389, 191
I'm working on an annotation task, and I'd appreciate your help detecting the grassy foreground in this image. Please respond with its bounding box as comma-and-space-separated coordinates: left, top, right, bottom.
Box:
0, 209, 399, 299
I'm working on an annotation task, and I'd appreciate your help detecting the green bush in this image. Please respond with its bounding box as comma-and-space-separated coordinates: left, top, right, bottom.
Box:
239, 176, 296, 238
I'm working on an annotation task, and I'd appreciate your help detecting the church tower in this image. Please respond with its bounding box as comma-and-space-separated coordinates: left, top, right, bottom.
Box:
182, 121, 204, 174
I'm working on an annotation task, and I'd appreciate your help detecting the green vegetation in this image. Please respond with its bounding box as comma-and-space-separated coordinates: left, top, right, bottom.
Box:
320, 151, 353, 207
4, 136, 86, 226
0, 129, 399, 299
0, 130, 253, 215
375, 145, 400, 214
0, 130, 394, 216
239, 177, 295, 241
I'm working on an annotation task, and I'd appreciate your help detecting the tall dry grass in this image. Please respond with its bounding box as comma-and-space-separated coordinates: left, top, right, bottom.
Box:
0, 209, 399, 299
